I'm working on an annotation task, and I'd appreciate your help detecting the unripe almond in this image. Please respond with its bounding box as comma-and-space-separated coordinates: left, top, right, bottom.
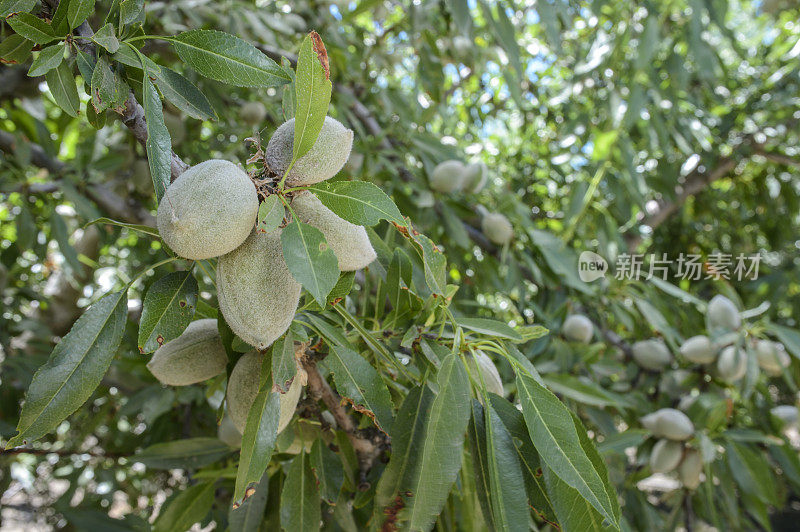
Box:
642, 408, 694, 441
430, 160, 467, 193
481, 212, 514, 245
632, 339, 672, 371
707, 295, 741, 331
716, 346, 747, 383
649, 439, 683, 473
562, 314, 594, 343
290, 192, 376, 271
771, 405, 799, 429
677, 449, 703, 489
157, 159, 259, 260
146, 319, 228, 386
217, 230, 301, 350
466, 351, 504, 396
462, 161, 488, 193
755, 340, 790, 375
218, 412, 242, 448
227, 351, 306, 434
266, 116, 354, 186
680, 335, 716, 364
239, 101, 267, 127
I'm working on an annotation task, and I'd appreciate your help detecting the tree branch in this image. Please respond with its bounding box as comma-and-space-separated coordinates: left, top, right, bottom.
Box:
74, 22, 189, 182
300, 350, 386, 486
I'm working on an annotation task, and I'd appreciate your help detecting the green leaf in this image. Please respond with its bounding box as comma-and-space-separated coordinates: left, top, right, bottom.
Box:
15, 203, 36, 250
6, 12, 56, 45
137, 271, 198, 354
455, 317, 523, 341
6, 290, 127, 448
91, 23, 119, 53
85, 217, 160, 238
280, 452, 321, 532
229, 471, 269, 532
406, 230, 446, 296
0, 34, 33, 64
155, 66, 217, 120
402, 353, 471, 530
323, 345, 395, 434
373, 384, 434, 521
134, 437, 233, 469
447, 0, 472, 34
152, 481, 215, 532
119, 0, 144, 25
270, 331, 296, 393
544, 374, 629, 409
45, 61, 80, 117
308, 181, 404, 226
256, 194, 284, 234
488, 394, 557, 524
310, 438, 345, 504
725, 441, 780, 505
90, 56, 128, 113
75, 49, 95, 82
50, 212, 83, 273
466, 400, 496, 528
67, 0, 95, 30
141, 75, 172, 201
27, 43, 64, 77
484, 401, 531, 531
234, 366, 281, 506
0, 0, 36, 18
768, 322, 800, 360
281, 57, 296, 120
171, 29, 289, 87
292, 31, 332, 161
280, 220, 340, 307
515, 372, 618, 527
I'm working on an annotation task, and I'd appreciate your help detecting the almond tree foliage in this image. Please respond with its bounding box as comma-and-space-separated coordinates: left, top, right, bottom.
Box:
0, 1, 799, 531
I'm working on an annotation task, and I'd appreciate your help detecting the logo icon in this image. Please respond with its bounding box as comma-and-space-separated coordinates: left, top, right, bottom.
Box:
578, 251, 608, 282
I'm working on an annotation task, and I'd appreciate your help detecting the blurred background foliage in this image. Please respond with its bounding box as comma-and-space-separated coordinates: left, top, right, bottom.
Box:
1, 0, 800, 530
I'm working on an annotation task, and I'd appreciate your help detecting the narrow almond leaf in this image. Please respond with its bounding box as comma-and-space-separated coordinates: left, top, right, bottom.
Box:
0, 34, 33, 64
488, 394, 557, 524
27, 43, 64, 77
456, 317, 523, 341
141, 75, 172, 201
50, 212, 83, 273
310, 438, 345, 504
229, 471, 269, 532
0, 0, 36, 18
324, 345, 394, 434
91, 56, 128, 113
373, 385, 434, 520
484, 402, 532, 531
280, 452, 321, 532
408, 230, 446, 296
45, 62, 80, 117
270, 330, 296, 393
256, 194, 284, 234
137, 271, 198, 354
292, 31, 332, 160
6, 290, 127, 448
233, 362, 280, 506
466, 400, 497, 528
134, 437, 233, 469
280, 220, 339, 307
402, 353, 471, 530
153, 481, 215, 532
308, 181, 404, 226
91, 23, 119, 53
67, 0, 96, 30
119, 0, 144, 25
515, 372, 618, 527
86, 217, 160, 238
6, 12, 56, 45
172, 29, 290, 87
155, 66, 216, 120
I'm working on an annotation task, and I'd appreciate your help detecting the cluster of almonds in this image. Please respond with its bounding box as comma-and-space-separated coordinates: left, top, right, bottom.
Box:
145, 115, 376, 444
428, 159, 514, 246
